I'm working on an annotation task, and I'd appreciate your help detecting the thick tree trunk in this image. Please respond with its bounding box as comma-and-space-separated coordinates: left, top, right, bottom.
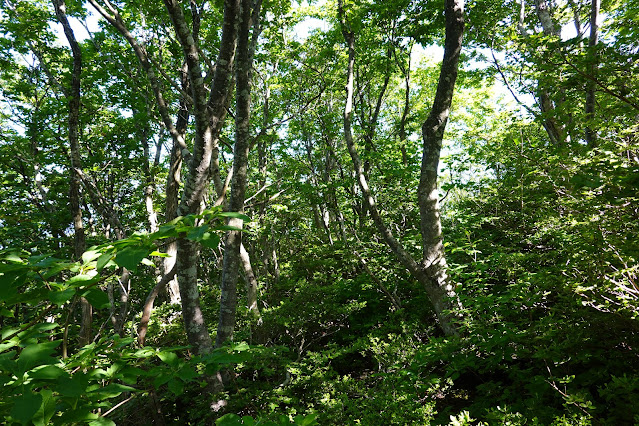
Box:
161, 0, 240, 355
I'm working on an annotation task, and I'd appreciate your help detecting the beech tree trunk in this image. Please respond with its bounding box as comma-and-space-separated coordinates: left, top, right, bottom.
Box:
216, 0, 262, 348
53, 0, 92, 346
417, 0, 465, 337
338, 0, 464, 337
534, 0, 566, 145
240, 244, 261, 321
163, 0, 240, 355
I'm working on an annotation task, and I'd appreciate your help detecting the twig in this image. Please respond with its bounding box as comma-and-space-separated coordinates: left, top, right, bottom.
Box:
103, 394, 136, 417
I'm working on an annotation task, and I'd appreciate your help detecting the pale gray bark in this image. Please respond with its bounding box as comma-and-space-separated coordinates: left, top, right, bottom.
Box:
162, 0, 240, 355
534, 0, 560, 37
166, 64, 191, 305
141, 119, 160, 233
530, 0, 566, 145
240, 244, 261, 321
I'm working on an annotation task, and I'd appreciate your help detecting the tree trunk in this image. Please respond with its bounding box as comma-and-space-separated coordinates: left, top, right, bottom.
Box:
240, 244, 261, 321
53, 0, 92, 346
519, 0, 565, 145
417, 0, 465, 337
216, 0, 262, 348
163, 65, 191, 305
162, 0, 240, 355
338, 0, 464, 336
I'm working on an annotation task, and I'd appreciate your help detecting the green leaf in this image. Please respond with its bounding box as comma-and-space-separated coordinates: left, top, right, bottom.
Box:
216, 414, 243, 426
140, 257, 155, 266
56, 376, 87, 397
17, 341, 60, 373
187, 224, 210, 240
114, 246, 150, 272
168, 378, 184, 396
29, 364, 68, 380
82, 249, 102, 264
10, 392, 42, 424
0, 271, 26, 302
83, 288, 111, 309
89, 383, 137, 399
199, 232, 220, 249
295, 413, 318, 425
157, 351, 179, 367
96, 253, 113, 272
32, 390, 56, 426
235, 342, 251, 351
3, 252, 25, 263
241, 416, 256, 425
218, 212, 251, 221
0, 307, 14, 317
67, 274, 100, 288
0, 339, 18, 352
89, 418, 116, 426
43, 261, 76, 279
49, 287, 75, 305
0, 350, 17, 373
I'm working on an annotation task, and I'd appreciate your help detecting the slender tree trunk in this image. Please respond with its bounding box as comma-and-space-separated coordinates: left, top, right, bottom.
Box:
138, 266, 177, 346
240, 244, 261, 321
584, 0, 600, 146
53, 0, 92, 346
141, 122, 159, 234
398, 44, 412, 167
163, 65, 191, 306
417, 0, 465, 337
216, 0, 262, 348
338, 0, 464, 336
518, 0, 565, 145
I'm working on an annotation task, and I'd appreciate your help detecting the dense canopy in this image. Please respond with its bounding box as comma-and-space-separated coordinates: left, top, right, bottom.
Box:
0, 0, 638, 424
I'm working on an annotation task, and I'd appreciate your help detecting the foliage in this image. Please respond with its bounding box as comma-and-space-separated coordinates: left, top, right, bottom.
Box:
0, 210, 249, 424
1, 0, 638, 424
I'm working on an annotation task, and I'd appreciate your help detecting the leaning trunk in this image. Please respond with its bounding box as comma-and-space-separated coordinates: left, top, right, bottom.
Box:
338, 0, 463, 336
417, 0, 465, 337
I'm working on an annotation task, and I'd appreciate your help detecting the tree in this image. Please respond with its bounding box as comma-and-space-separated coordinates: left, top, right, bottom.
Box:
338, 0, 465, 336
